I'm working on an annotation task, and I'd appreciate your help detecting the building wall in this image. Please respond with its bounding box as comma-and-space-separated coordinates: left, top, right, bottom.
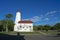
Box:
14, 23, 33, 32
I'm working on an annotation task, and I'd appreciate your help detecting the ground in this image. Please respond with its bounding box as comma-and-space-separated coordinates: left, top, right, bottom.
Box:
24, 35, 60, 40
0, 31, 60, 40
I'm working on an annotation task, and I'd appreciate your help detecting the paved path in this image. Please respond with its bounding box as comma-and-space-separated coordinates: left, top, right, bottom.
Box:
0, 33, 60, 40
24, 35, 60, 40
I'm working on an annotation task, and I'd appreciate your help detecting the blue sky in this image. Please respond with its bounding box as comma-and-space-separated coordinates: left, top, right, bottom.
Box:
0, 0, 60, 25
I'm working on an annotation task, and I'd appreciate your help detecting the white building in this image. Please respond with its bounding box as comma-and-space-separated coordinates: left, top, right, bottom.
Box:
14, 10, 33, 32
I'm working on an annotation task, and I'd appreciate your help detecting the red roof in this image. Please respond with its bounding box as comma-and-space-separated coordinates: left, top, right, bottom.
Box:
18, 20, 33, 23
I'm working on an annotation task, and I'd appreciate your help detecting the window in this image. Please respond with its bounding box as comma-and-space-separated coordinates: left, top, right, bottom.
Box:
19, 26, 22, 30
29, 26, 31, 28
20, 26, 21, 28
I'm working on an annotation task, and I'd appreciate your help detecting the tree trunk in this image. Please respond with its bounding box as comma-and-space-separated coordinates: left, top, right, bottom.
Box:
2, 29, 3, 32
6, 26, 8, 32
6, 20, 8, 32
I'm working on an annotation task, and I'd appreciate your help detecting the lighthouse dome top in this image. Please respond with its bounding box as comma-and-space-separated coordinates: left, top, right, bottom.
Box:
16, 9, 20, 12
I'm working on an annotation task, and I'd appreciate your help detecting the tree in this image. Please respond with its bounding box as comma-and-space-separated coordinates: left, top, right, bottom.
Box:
0, 25, 3, 31
8, 20, 14, 31
44, 24, 51, 32
0, 20, 7, 32
5, 14, 13, 20
53, 23, 60, 30
33, 25, 38, 31
37, 25, 44, 30
0, 19, 14, 32
0, 20, 3, 31
50, 27, 54, 30
5, 14, 13, 32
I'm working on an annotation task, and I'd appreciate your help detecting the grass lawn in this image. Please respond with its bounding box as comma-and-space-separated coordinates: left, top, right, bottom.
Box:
41, 31, 60, 35
0, 31, 42, 35
0, 31, 60, 35
46, 32, 60, 34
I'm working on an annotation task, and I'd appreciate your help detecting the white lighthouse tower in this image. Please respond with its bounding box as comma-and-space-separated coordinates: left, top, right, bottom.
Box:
14, 10, 21, 31
15, 10, 21, 24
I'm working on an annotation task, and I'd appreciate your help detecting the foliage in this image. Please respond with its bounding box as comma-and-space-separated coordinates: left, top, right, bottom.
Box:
37, 25, 44, 30
0, 19, 14, 32
53, 23, 60, 30
33, 23, 60, 31
0, 20, 7, 31
8, 20, 14, 31
0, 13, 60, 32
0, 14, 14, 32
5, 14, 13, 20
0, 25, 3, 31
33, 25, 38, 31
5, 13, 13, 32
42, 25, 51, 32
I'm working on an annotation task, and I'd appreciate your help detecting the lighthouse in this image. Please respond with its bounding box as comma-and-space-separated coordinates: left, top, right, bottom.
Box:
14, 10, 33, 32
15, 10, 21, 24
14, 10, 21, 31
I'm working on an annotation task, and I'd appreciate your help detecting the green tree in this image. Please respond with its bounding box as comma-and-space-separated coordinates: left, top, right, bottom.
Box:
50, 27, 54, 30
0, 19, 14, 32
5, 14, 13, 32
0, 20, 3, 31
0, 20, 7, 32
44, 24, 51, 32
53, 23, 60, 30
33, 25, 38, 31
8, 20, 14, 31
5, 14, 13, 20
37, 25, 44, 30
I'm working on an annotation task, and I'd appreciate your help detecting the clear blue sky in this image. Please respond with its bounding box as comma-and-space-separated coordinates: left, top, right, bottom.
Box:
0, 0, 60, 25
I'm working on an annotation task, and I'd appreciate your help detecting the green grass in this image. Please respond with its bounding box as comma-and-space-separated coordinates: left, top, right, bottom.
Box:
0, 31, 59, 35
41, 31, 60, 35
0, 31, 41, 35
